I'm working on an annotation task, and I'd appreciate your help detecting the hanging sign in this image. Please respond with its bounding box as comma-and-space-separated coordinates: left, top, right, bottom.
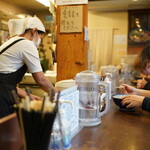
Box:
56, 0, 88, 5
60, 6, 83, 33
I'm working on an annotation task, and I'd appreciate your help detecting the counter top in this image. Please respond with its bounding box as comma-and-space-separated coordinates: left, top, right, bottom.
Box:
1, 101, 150, 150
0, 114, 23, 150
72, 101, 150, 150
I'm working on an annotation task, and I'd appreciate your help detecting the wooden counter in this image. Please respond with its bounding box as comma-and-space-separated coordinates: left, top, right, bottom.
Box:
1, 101, 150, 150
0, 113, 23, 150
72, 101, 150, 150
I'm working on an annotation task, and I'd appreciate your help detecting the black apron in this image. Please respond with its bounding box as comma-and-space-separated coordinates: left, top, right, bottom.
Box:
0, 39, 27, 118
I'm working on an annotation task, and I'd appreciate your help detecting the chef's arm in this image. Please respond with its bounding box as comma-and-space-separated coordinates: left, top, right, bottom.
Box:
32, 72, 58, 93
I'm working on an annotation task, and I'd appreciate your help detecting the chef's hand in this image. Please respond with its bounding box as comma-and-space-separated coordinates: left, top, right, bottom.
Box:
53, 87, 59, 94
30, 94, 42, 100
121, 84, 137, 94
122, 95, 144, 108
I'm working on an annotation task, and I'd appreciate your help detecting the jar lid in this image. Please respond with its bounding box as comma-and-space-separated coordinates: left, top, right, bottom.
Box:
74, 70, 100, 82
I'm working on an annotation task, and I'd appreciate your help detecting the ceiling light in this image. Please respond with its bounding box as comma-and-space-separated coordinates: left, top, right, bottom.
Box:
36, 0, 50, 7
16, 14, 31, 18
137, 24, 141, 28
132, 0, 138, 2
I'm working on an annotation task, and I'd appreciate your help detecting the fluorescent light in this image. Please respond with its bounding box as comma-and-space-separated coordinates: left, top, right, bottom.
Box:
36, 0, 50, 7
16, 14, 31, 18
50, 0, 55, 3
48, 33, 52, 37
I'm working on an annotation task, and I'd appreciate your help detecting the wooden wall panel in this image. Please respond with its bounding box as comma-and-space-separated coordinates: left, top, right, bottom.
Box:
56, 4, 88, 81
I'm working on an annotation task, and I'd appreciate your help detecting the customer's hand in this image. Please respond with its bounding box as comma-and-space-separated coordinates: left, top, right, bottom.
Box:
137, 77, 147, 89
122, 95, 144, 108
121, 84, 137, 94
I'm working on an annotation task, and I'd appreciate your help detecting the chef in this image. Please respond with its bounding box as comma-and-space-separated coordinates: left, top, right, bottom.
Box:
0, 16, 57, 118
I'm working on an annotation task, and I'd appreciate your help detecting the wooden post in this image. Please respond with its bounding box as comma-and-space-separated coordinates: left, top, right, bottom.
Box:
56, 4, 88, 81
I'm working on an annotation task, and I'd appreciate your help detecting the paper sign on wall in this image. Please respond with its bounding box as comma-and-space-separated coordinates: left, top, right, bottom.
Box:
56, 0, 88, 5
84, 26, 89, 41
60, 6, 83, 33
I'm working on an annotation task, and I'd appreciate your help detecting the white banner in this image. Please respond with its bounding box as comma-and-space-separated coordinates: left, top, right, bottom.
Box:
56, 0, 88, 5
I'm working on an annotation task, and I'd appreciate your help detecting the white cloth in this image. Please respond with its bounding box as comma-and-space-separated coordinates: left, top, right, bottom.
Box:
89, 29, 113, 72
8, 16, 45, 36
8, 18, 27, 37
0, 36, 43, 73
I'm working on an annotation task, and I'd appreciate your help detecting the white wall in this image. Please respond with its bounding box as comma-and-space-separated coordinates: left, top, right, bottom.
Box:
88, 11, 128, 66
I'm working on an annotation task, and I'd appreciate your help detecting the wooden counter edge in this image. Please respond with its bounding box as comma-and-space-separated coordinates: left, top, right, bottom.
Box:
0, 113, 16, 124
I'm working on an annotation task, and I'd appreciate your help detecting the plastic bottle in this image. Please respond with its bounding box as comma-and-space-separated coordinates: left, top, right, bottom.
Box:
59, 108, 72, 150
119, 57, 131, 84
49, 118, 63, 150
104, 73, 112, 100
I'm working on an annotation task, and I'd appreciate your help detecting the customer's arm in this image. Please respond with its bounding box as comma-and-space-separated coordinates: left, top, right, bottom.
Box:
142, 97, 150, 111
143, 80, 150, 90
121, 84, 150, 97
122, 95, 150, 112
135, 88, 150, 97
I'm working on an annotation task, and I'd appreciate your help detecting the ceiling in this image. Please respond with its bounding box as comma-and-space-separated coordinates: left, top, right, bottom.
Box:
3, 0, 50, 14
1, 0, 150, 14
88, 0, 150, 11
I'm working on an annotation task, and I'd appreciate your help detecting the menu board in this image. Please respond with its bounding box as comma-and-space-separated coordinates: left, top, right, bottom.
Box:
56, 0, 88, 5
60, 6, 83, 33
59, 85, 79, 133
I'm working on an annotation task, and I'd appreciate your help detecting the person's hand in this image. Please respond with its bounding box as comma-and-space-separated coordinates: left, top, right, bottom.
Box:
137, 77, 147, 89
122, 95, 144, 108
120, 84, 137, 94
30, 94, 42, 100
53, 87, 59, 94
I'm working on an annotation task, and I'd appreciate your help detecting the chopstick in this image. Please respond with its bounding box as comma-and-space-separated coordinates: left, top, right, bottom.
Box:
41, 93, 47, 120
115, 86, 124, 89
14, 88, 59, 150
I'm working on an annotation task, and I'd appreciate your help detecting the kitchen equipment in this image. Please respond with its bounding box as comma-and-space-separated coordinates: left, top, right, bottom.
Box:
55, 79, 75, 91
75, 70, 110, 127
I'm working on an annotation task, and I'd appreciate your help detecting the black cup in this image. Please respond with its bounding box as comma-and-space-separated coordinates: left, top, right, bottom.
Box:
112, 94, 134, 112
